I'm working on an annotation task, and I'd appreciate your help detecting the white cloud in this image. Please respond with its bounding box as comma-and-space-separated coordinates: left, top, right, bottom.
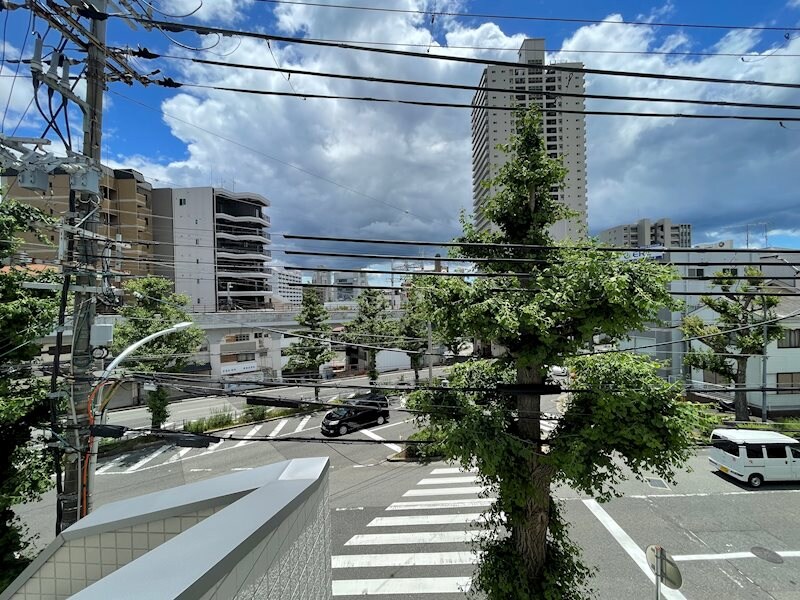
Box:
104, 3, 800, 263
157, 0, 253, 23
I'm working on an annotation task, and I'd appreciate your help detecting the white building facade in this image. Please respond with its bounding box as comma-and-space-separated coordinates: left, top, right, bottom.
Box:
152, 187, 272, 311
471, 38, 587, 240
269, 267, 303, 306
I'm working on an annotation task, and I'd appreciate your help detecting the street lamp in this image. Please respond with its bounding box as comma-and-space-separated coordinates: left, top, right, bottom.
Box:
84, 321, 193, 516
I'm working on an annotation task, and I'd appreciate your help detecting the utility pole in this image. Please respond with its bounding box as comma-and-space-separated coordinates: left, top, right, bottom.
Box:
61, 5, 107, 529
427, 320, 433, 383
762, 302, 768, 423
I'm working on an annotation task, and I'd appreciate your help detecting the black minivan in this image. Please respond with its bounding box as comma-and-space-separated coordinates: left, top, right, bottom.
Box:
321, 394, 390, 436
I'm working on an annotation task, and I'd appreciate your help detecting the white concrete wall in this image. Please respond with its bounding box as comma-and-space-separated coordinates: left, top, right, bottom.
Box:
170, 187, 217, 311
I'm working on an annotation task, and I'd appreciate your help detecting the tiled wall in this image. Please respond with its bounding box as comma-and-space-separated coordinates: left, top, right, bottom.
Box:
9, 508, 220, 600
199, 480, 331, 600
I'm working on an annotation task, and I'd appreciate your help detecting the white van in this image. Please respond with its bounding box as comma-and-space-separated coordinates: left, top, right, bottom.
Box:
709, 428, 800, 488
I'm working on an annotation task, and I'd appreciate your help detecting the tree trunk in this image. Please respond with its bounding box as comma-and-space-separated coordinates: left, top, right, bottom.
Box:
734, 357, 750, 422
513, 363, 552, 584
367, 350, 377, 386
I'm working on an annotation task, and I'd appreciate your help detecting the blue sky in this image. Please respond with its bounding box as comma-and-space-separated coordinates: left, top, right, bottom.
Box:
3, 0, 800, 269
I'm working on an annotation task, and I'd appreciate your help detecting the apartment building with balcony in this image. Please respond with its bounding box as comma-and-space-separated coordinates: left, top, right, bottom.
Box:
598, 218, 692, 248
1, 166, 154, 275
151, 187, 272, 311
471, 38, 587, 240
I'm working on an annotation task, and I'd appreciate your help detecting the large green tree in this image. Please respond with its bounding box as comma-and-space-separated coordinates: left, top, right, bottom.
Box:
0, 199, 58, 590
408, 108, 698, 598
347, 288, 392, 384
112, 277, 203, 428
682, 269, 783, 422
284, 287, 334, 400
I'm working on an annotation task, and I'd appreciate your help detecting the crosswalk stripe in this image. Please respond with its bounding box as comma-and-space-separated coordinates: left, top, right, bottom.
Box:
234, 424, 264, 448
332, 577, 472, 596
387, 498, 495, 511
367, 514, 483, 527
332, 551, 478, 568
205, 439, 225, 454
268, 419, 288, 437
166, 447, 192, 464
345, 530, 486, 546
124, 446, 171, 473
294, 415, 312, 433
361, 428, 402, 452
417, 476, 479, 485
403, 486, 487, 497
96, 456, 125, 474
430, 467, 477, 475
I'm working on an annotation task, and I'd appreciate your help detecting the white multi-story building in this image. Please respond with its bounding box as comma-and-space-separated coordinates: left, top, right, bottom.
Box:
269, 266, 303, 306
152, 187, 272, 311
471, 38, 587, 240
332, 272, 368, 302
598, 218, 692, 248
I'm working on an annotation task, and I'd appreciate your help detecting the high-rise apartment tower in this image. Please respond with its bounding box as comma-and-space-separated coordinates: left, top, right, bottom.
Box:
471, 38, 587, 239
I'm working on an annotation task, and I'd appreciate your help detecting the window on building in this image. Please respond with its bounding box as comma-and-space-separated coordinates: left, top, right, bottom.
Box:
720, 268, 738, 277
778, 329, 800, 348
179, 198, 186, 206
232, 333, 250, 342
237, 353, 256, 362
688, 268, 705, 278
254, 332, 263, 339
777, 372, 800, 393
703, 369, 729, 387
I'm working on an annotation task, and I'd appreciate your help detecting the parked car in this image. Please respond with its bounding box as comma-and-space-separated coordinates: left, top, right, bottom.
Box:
320, 394, 390, 436
709, 428, 800, 487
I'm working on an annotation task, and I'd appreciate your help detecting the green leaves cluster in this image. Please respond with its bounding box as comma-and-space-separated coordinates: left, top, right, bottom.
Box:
113, 277, 204, 427
285, 288, 334, 378
0, 199, 59, 589
345, 288, 392, 382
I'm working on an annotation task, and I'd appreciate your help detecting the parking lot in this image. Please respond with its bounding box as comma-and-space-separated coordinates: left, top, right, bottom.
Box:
561, 448, 800, 599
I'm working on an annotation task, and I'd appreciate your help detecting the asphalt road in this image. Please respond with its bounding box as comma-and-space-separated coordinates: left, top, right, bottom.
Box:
108, 366, 451, 429
16, 396, 799, 599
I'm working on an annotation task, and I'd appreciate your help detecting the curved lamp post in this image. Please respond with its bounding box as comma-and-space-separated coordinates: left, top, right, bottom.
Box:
84, 321, 193, 516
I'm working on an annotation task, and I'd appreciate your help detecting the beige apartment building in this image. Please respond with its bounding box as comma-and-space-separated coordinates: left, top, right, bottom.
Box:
472, 38, 587, 240
1, 167, 154, 276
598, 218, 692, 248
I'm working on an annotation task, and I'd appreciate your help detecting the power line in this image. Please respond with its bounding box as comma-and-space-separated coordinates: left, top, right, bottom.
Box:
108, 14, 800, 90
250, 0, 800, 33
133, 53, 800, 113
165, 79, 800, 122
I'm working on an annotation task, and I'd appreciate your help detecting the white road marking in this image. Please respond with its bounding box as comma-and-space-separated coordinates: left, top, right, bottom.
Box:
231, 467, 253, 471
430, 467, 477, 475
294, 415, 312, 433
205, 439, 225, 454
629, 489, 800, 499
332, 551, 478, 568
335, 507, 364, 512
166, 447, 192, 464
403, 486, 487, 497
233, 424, 264, 448
332, 577, 471, 596
367, 514, 483, 527
583, 499, 688, 600
189, 468, 212, 472
418, 476, 479, 485
387, 498, 495, 511
345, 530, 487, 546
267, 419, 288, 437
361, 428, 402, 452
371, 418, 413, 432
96, 456, 125, 474
674, 550, 800, 562
124, 446, 171, 473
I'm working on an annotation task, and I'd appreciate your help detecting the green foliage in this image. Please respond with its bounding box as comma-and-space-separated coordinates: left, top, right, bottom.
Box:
183, 408, 235, 433
681, 267, 785, 421
346, 288, 393, 382
0, 199, 59, 588
146, 387, 170, 429
113, 277, 204, 428
398, 283, 428, 382
242, 405, 270, 422
0, 199, 56, 260
285, 288, 334, 381
550, 353, 699, 501
410, 107, 691, 598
